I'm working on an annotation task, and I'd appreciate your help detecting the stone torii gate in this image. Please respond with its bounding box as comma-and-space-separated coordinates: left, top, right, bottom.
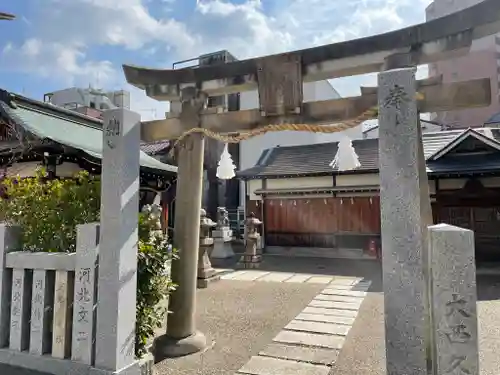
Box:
124, 0, 500, 370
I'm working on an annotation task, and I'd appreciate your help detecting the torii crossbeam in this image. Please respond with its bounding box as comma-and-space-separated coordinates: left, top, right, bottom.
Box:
123, 0, 500, 363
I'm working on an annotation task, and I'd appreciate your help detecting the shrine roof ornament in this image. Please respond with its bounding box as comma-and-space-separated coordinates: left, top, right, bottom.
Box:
123, 0, 500, 100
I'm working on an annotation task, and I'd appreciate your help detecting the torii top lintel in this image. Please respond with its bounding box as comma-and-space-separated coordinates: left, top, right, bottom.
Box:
123, 0, 500, 101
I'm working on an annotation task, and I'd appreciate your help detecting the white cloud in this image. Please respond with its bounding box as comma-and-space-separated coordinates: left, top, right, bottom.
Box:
2, 0, 433, 116
2, 38, 116, 87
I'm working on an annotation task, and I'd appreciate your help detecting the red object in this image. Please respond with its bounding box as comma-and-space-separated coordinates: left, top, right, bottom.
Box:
162, 201, 169, 231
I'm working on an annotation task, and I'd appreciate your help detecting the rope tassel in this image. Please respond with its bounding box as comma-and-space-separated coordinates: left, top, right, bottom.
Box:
216, 143, 236, 180
330, 136, 361, 171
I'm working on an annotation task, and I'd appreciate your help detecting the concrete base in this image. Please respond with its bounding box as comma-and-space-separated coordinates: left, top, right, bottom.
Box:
237, 254, 262, 269
0, 348, 153, 375
197, 274, 221, 288
153, 331, 207, 361
91, 354, 154, 375
211, 241, 235, 259
198, 267, 216, 279
213, 228, 232, 239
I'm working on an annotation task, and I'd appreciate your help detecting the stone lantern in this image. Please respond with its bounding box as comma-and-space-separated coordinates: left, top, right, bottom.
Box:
197, 209, 218, 288
237, 212, 262, 269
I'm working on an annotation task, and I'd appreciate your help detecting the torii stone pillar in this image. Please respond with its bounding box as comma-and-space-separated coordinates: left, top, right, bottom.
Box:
153, 88, 208, 358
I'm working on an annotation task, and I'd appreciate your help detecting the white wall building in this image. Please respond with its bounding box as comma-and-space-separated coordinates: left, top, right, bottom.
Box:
362, 121, 442, 139
43, 87, 130, 118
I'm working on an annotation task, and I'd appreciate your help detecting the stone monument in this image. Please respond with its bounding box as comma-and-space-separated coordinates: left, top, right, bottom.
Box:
237, 212, 262, 269
378, 67, 431, 375
211, 206, 234, 259
197, 209, 219, 288
377, 67, 481, 375
428, 224, 479, 375
95, 108, 145, 373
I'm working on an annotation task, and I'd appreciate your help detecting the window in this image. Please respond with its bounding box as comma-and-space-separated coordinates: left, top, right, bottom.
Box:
207, 96, 225, 108
89, 101, 96, 108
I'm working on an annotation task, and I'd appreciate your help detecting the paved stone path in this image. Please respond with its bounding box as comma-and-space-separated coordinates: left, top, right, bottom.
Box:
220, 270, 338, 284
234, 277, 372, 375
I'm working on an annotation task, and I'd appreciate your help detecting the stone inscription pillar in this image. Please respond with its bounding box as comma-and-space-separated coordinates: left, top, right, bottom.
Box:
378, 67, 430, 375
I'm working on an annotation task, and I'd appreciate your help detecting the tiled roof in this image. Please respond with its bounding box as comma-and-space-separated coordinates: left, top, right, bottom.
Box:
238, 128, 500, 179
140, 140, 170, 155
0, 90, 177, 175
427, 153, 500, 175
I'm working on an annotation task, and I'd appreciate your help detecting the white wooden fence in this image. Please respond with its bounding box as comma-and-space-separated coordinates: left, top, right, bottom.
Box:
0, 222, 109, 374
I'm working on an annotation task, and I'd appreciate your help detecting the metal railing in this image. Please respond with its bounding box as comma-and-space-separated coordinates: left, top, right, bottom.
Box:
227, 207, 244, 239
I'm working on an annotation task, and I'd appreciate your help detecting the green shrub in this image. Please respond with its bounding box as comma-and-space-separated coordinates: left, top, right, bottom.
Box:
0, 168, 175, 358
0, 169, 100, 252
136, 209, 176, 357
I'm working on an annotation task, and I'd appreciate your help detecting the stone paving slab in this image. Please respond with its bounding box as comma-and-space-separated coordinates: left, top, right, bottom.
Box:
218, 270, 371, 287
258, 272, 296, 282
221, 270, 249, 280
295, 312, 356, 326
320, 284, 358, 290
233, 278, 372, 375
259, 343, 338, 366
314, 294, 364, 303
353, 281, 372, 288
321, 289, 367, 297
273, 330, 345, 350
354, 283, 372, 289
230, 271, 271, 281
306, 276, 334, 284
237, 355, 330, 375
324, 284, 371, 292
328, 278, 362, 286
309, 299, 361, 310
219, 271, 350, 284
302, 306, 359, 317
285, 274, 314, 283
285, 320, 351, 336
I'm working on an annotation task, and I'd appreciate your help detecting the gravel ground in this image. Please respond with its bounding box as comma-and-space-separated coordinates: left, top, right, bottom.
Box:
330, 274, 500, 375
154, 279, 324, 375
0, 365, 51, 375
2, 258, 499, 375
